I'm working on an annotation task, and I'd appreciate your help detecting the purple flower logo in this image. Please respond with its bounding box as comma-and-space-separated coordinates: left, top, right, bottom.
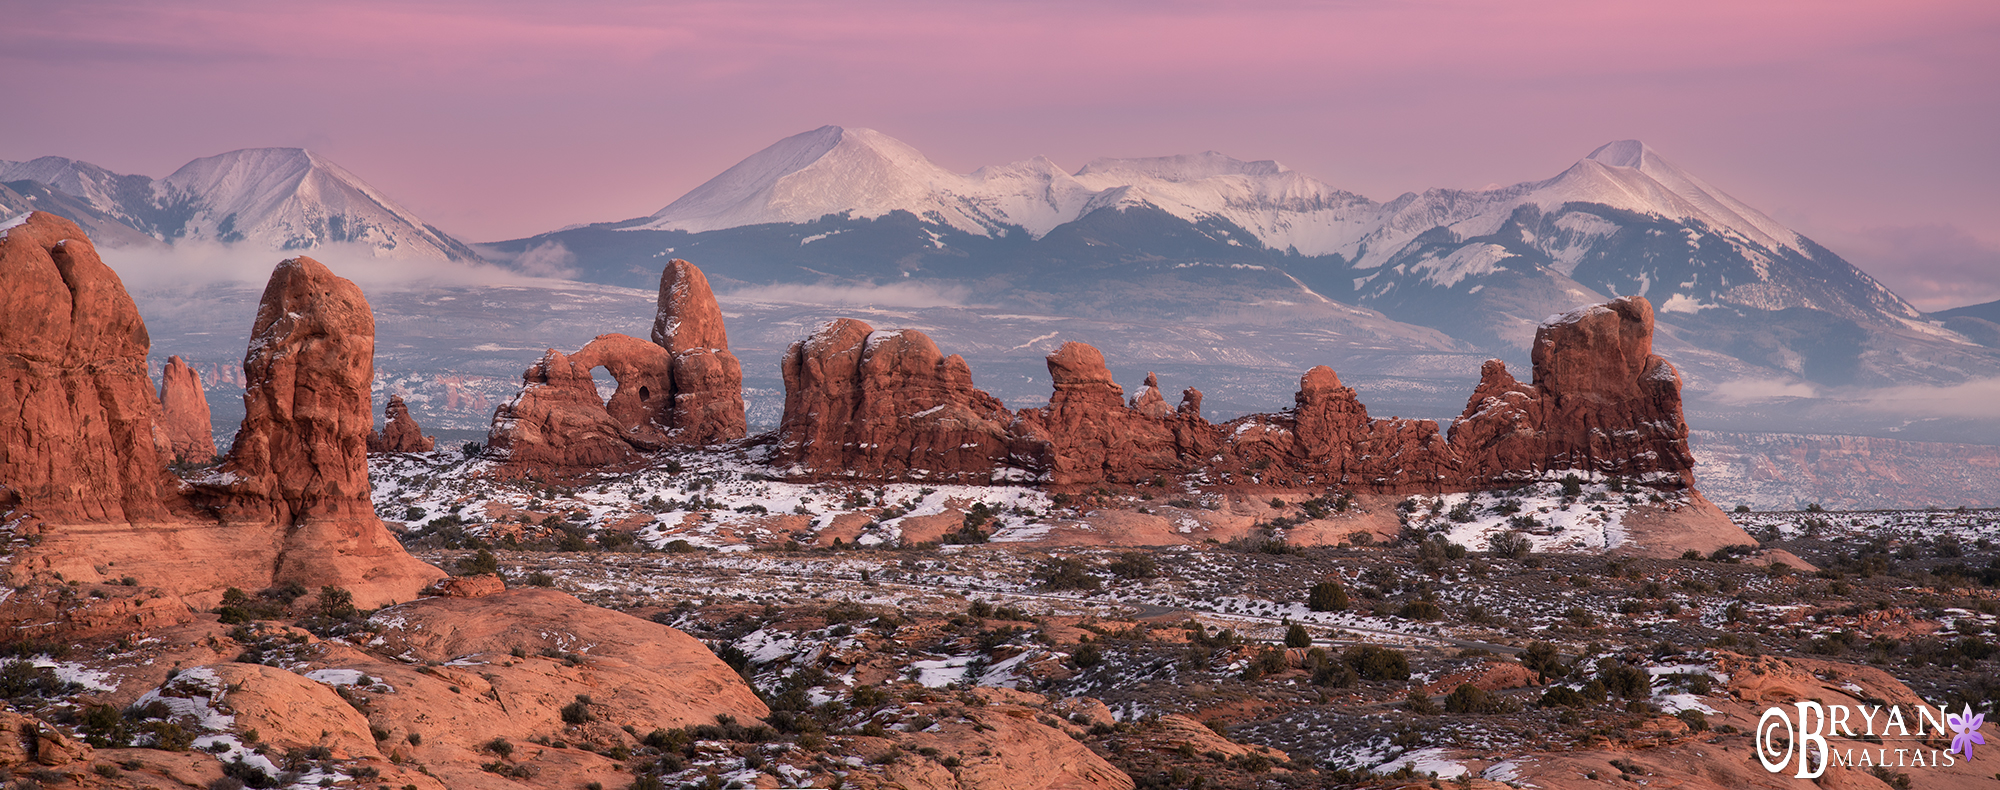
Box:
1947, 705, 1986, 761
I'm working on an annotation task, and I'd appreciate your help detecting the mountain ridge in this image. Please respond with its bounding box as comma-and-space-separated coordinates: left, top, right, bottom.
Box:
0, 148, 478, 262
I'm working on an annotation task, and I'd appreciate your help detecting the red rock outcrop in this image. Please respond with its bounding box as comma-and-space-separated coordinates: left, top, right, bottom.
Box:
1448, 296, 1695, 486
1009, 343, 1193, 486
367, 394, 435, 453
775, 296, 1698, 495
488, 259, 745, 475
487, 345, 644, 473
205, 256, 444, 605
158, 355, 218, 464
0, 212, 178, 524
652, 259, 746, 445
776, 319, 1014, 481
0, 217, 442, 627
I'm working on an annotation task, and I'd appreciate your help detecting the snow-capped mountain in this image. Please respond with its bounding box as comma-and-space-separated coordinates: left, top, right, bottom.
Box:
636, 125, 1383, 248
496, 126, 1994, 391
0, 149, 477, 262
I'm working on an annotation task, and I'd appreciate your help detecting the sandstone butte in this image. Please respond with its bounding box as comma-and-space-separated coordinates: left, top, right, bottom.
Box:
486, 258, 746, 476
775, 296, 1692, 493
0, 212, 444, 637
771, 296, 1750, 555
157, 354, 217, 464
367, 393, 436, 453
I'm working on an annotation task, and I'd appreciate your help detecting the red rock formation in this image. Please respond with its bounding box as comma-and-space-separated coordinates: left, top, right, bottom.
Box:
571, 333, 674, 443
1, 219, 441, 625
1448, 296, 1695, 486
776, 319, 1014, 481
208, 256, 444, 605
1010, 343, 1191, 486
652, 259, 746, 445
367, 394, 435, 453
487, 260, 746, 476
158, 355, 218, 464
768, 296, 1696, 495
0, 212, 178, 524
487, 346, 642, 473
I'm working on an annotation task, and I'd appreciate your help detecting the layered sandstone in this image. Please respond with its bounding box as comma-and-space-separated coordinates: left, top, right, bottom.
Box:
488, 259, 745, 475
202, 256, 445, 605
775, 319, 1014, 481
158, 355, 218, 464
1010, 344, 1194, 486
367, 394, 435, 453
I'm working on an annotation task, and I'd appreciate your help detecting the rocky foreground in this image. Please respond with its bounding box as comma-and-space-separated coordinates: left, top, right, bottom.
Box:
0, 211, 1991, 789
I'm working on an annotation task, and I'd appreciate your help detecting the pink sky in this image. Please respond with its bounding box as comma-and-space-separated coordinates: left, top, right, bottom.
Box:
4, 0, 1998, 308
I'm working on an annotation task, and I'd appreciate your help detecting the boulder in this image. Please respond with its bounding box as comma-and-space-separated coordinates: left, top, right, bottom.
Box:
158, 355, 218, 464
367, 394, 435, 453
425, 573, 506, 598
776, 320, 1013, 481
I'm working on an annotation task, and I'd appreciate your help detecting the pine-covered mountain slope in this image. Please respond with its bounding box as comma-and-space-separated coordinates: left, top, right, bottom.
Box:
0, 149, 477, 261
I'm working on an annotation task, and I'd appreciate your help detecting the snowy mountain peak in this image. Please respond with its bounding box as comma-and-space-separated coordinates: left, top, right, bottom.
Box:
157, 147, 477, 261
635, 126, 1364, 244
1583, 139, 1653, 169
643, 126, 965, 234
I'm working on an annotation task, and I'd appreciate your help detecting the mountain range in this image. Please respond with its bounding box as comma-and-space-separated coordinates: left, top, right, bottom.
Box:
0, 148, 476, 261
491, 126, 1997, 392
8, 129, 2000, 455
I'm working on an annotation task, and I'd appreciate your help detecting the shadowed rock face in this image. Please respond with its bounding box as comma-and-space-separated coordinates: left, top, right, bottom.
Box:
0, 212, 178, 524
775, 319, 1013, 481
488, 259, 745, 476
159, 355, 217, 464
367, 394, 435, 454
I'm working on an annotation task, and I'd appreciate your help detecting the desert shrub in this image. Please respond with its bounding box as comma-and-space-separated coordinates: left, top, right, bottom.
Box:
455, 549, 500, 576
1487, 531, 1532, 559
561, 695, 595, 724
0, 660, 75, 700
1520, 641, 1567, 680
1106, 552, 1157, 579
1597, 661, 1651, 700
1035, 557, 1099, 591
1444, 683, 1507, 714
1538, 685, 1587, 708
1285, 624, 1312, 648
1342, 645, 1410, 682
1398, 600, 1443, 621
1307, 580, 1348, 612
